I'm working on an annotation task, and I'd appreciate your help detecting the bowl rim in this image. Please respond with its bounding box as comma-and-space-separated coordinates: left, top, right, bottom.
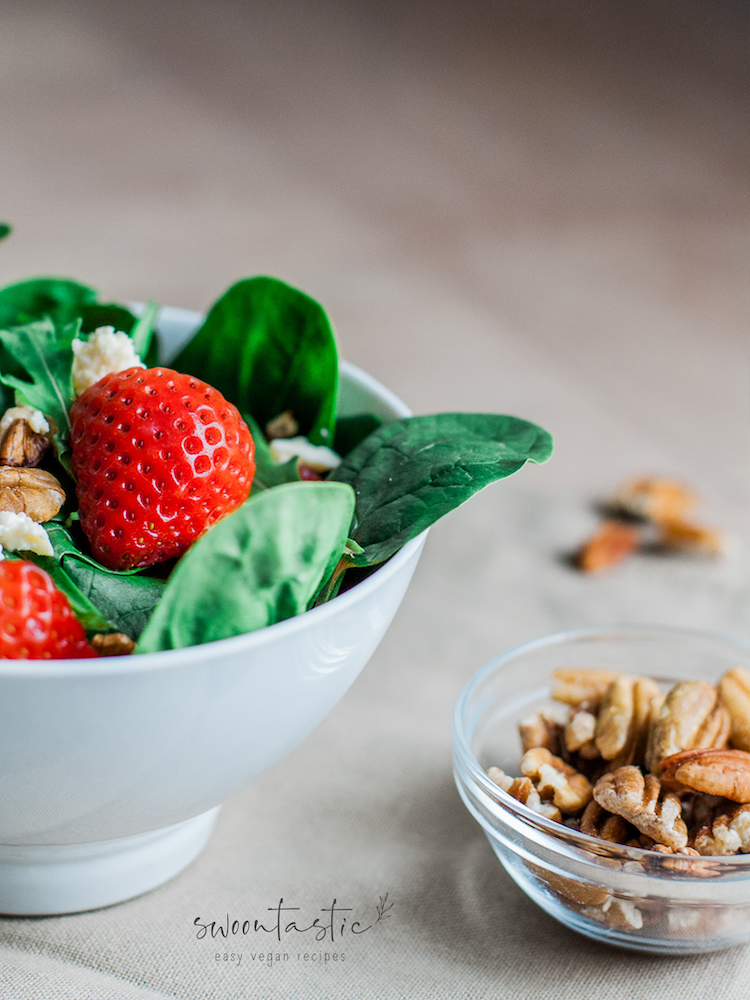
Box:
453, 623, 750, 870
0, 339, 427, 678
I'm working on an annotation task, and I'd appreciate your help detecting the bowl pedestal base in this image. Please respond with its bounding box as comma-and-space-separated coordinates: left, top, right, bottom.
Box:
0, 807, 220, 915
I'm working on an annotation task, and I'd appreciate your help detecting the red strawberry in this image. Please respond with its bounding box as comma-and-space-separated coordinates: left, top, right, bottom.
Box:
0, 560, 96, 659
70, 367, 255, 570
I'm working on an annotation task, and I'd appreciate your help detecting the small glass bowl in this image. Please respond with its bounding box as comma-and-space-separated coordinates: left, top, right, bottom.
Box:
453, 626, 750, 954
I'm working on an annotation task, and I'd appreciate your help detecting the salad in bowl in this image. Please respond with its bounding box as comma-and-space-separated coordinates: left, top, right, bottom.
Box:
0, 229, 553, 662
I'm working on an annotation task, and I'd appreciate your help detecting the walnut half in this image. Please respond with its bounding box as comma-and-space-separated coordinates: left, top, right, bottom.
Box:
0, 467, 65, 523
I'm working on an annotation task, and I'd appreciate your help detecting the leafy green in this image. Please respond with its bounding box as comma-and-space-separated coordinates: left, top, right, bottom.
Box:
8, 549, 115, 635
136, 481, 355, 652
130, 300, 160, 364
333, 414, 382, 458
43, 523, 166, 640
79, 303, 136, 335
0, 278, 97, 329
0, 224, 11, 243
330, 413, 553, 567
0, 317, 79, 468
172, 277, 338, 447
243, 413, 300, 494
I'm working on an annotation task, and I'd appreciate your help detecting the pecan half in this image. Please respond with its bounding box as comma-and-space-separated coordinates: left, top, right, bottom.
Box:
693, 801, 750, 856
551, 668, 620, 710
595, 676, 661, 768
486, 767, 561, 821
593, 766, 688, 849
0, 467, 65, 523
658, 748, 750, 803
647, 680, 729, 771
580, 801, 630, 844
564, 709, 599, 758
718, 667, 750, 752
577, 520, 639, 573
520, 747, 593, 813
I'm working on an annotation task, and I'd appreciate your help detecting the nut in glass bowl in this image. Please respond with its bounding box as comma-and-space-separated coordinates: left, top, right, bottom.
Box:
452, 626, 750, 954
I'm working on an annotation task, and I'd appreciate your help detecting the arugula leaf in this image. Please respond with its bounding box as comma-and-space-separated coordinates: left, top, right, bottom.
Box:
172, 277, 338, 447
136, 481, 355, 652
0, 278, 97, 329
330, 413, 553, 567
0, 317, 78, 469
0, 224, 11, 243
44, 522, 166, 640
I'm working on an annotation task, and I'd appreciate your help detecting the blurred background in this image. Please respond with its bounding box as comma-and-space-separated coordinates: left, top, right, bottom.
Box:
1, 0, 748, 518
0, 5, 749, 993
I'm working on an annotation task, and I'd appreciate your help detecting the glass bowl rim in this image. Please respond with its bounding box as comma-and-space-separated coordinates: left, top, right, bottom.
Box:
453, 623, 750, 872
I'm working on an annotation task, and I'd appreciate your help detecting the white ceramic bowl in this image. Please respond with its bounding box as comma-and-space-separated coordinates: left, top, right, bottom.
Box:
0, 307, 426, 915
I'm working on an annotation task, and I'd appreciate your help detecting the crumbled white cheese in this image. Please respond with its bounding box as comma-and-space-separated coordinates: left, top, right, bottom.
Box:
0, 511, 53, 557
269, 436, 341, 470
0, 406, 49, 439
72, 326, 145, 396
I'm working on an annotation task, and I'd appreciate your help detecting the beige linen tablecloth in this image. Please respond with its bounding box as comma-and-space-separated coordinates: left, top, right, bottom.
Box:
0, 1, 748, 996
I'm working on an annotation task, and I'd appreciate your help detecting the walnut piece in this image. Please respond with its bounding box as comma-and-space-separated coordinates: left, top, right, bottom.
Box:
0, 418, 50, 468
0, 467, 65, 523
520, 747, 593, 813
265, 410, 299, 440
658, 748, 750, 803
693, 802, 750, 856
519, 704, 569, 755
486, 767, 561, 821
91, 633, 136, 656
577, 520, 639, 573
647, 680, 729, 771
658, 519, 723, 557
718, 667, 750, 752
593, 766, 688, 850
551, 667, 620, 710
611, 477, 696, 524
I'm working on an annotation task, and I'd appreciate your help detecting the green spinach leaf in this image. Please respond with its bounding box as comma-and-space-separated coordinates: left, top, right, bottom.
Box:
330, 412, 553, 567
243, 412, 300, 494
9, 549, 115, 635
44, 522, 166, 640
172, 277, 338, 447
0, 224, 11, 243
79, 303, 136, 335
0, 278, 97, 329
76, 299, 159, 365
136, 481, 355, 652
130, 300, 160, 364
333, 414, 382, 458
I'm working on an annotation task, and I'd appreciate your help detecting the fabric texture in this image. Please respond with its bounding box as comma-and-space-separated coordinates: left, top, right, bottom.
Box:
1, 490, 749, 999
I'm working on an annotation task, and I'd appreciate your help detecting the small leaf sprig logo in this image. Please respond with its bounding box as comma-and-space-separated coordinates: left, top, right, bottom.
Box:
375, 893, 393, 923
